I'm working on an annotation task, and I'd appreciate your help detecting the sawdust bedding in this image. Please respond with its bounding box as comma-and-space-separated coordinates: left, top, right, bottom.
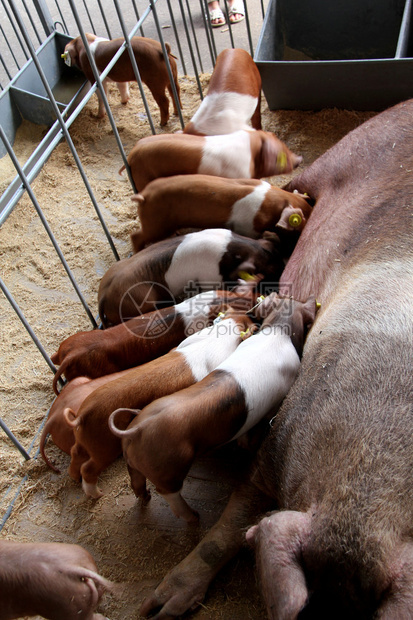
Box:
0, 72, 375, 619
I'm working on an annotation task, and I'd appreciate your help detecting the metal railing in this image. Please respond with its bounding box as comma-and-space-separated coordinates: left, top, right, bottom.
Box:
0, 0, 266, 527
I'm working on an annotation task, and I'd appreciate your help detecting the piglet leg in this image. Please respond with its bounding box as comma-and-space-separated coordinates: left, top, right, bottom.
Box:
140, 481, 270, 618
116, 81, 130, 104
128, 464, 151, 503
160, 491, 199, 524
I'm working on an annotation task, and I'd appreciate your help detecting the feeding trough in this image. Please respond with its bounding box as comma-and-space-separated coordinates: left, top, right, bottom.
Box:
255, 0, 413, 110
0, 30, 88, 158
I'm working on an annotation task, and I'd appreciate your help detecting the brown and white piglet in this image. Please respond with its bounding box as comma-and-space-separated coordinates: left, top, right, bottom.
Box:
120, 129, 302, 192
40, 370, 133, 471
51, 284, 260, 389
109, 294, 317, 523
98, 228, 282, 326
62, 33, 181, 123
131, 174, 312, 251
183, 48, 262, 135
63, 311, 253, 499
0, 539, 114, 620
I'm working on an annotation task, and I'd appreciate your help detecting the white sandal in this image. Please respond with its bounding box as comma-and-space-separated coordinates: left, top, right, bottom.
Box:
209, 7, 226, 27
228, 0, 245, 23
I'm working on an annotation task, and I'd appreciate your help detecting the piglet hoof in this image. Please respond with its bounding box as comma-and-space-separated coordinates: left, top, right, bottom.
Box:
185, 510, 200, 525
82, 479, 104, 499
139, 488, 151, 505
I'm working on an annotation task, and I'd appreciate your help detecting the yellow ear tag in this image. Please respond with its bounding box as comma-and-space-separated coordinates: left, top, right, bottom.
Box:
238, 271, 255, 281
316, 300, 322, 310
257, 295, 265, 304
213, 312, 226, 324
61, 51, 71, 67
240, 328, 250, 338
277, 151, 287, 170
288, 213, 302, 228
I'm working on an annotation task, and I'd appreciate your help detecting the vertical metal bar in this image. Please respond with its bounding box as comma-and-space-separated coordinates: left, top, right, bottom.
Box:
0, 127, 98, 328
177, 0, 204, 98
222, 1, 235, 49
0, 276, 58, 374
201, 0, 217, 63
260, 0, 266, 19
110, 0, 156, 137
81, 0, 97, 35
2, 0, 30, 61
0, 418, 30, 460
51, 0, 69, 34
395, 0, 411, 58
96, 0, 112, 39
0, 51, 13, 82
8, 0, 120, 261
148, 0, 184, 128
243, 0, 255, 56
184, 0, 204, 73
1, 24, 21, 71
198, 0, 215, 68
21, 0, 43, 45
165, 0, 187, 75
131, 0, 145, 36
30, 0, 55, 38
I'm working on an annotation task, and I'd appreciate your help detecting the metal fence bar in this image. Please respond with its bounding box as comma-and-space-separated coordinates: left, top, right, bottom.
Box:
2, 0, 30, 62
0, 475, 29, 530
243, 0, 255, 56
107, 0, 156, 138
0, 0, 267, 529
185, 0, 204, 73
20, 0, 44, 45
7, 0, 121, 261
201, 0, 217, 64
1, 24, 20, 74
0, 125, 99, 328
198, 0, 215, 69
131, 0, 146, 36
96, 0, 113, 38
165, 0, 187, 75
1, 76, 107, 225
32, 0, 55, 36
0, 275, 58, 375
81, 0, 97, 34
177, 0, 203, 98
149, 0, 184, 127
0, 418, 31, 460
51, 0, 69, 34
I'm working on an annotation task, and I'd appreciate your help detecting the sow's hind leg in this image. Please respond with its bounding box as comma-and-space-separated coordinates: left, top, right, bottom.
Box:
139, 481, 271, 618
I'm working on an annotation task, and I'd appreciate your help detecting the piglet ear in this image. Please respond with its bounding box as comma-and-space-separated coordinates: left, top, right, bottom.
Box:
246, 525, 258, 547
258, 231, 281, 253
258, 134, 282, 178
301, 295, 318, 327
276, 206, 306, 231
65, 39, 79, 67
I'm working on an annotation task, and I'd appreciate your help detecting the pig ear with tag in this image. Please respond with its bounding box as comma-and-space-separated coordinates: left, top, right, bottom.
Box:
276, 206, 306, 231
301, 295, 318, 327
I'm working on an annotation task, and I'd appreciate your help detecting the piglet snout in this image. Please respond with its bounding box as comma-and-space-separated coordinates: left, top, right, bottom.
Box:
292, 154, 303, 169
